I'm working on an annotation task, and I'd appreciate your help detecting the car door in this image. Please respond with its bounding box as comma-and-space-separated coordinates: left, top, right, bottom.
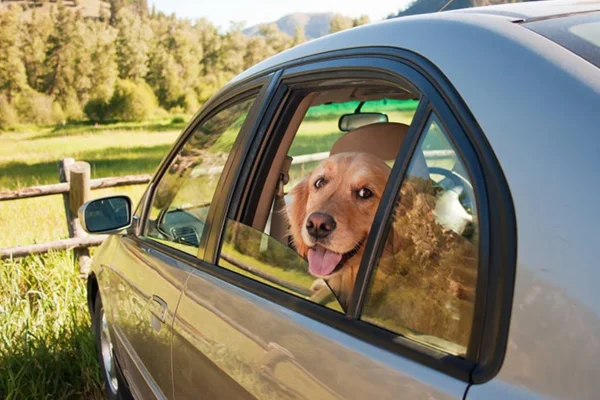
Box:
171, 53, 514, 399
108, 78, 272, 399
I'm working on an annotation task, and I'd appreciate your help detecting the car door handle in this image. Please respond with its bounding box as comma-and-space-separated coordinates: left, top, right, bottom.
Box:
150, 295, 167, 323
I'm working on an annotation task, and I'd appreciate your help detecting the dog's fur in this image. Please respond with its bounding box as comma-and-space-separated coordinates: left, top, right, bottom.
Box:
287, 152, 391, 309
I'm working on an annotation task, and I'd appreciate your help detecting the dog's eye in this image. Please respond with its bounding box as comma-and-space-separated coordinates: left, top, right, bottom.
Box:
357, 187, 373, 199
314, 178, 326, 188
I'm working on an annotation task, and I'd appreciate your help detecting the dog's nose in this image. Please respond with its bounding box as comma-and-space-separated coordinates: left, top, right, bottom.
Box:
306, 212, 336, 239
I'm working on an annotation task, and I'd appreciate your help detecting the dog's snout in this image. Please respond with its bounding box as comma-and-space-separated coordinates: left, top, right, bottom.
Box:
306, 212, 336, 239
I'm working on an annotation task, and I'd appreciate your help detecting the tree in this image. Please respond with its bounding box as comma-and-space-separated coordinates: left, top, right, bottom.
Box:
0, 6, 28, 102
44, 1, 78, 103
329, 14, 353, 33
352, 15, 371, 27
259, 23, 293, 55
21, 9, 53, 92
88, 20, 118, 102
292, 26, 306, 46
115, 8, 151, 81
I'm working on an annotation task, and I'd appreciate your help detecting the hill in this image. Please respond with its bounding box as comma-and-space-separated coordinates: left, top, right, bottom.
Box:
244, 12, 334, 39
0, 0, 110, 19
389, 0, 538, 17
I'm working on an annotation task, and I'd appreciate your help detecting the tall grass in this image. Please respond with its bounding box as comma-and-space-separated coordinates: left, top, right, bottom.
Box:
0, 252, 103, 399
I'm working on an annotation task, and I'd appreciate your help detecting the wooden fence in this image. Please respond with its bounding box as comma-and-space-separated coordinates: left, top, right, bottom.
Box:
0, 158, 151, 275
0, 149, 454, 274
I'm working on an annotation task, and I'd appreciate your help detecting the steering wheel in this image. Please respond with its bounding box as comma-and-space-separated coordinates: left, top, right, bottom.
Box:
428, 167, 475, 235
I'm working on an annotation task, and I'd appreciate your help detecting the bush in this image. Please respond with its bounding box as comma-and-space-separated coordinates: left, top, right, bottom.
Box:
13, 90, 55, 125
0, 95, 18, 129
84, 98, 112, 122
109, 79, 158, 121
171, 115, 186, 124
61, 90, 84, 121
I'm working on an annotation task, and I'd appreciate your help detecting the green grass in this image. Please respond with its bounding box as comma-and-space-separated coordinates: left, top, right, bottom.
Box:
0, 252, 103, 399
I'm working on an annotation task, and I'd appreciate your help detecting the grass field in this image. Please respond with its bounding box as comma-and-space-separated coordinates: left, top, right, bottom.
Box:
0, 119, 184, 399
0, 105, 417, 399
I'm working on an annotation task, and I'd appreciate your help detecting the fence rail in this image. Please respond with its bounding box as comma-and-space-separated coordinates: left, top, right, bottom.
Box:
0, 149, 455, 268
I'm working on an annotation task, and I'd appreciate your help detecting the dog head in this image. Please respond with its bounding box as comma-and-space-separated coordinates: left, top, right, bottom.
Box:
287, 152, 391, 279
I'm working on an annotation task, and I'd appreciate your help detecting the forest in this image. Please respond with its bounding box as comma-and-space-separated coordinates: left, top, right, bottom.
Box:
0, 0, 371, 128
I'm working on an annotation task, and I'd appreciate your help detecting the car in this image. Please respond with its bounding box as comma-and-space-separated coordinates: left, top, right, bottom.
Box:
80, 1, 600, 399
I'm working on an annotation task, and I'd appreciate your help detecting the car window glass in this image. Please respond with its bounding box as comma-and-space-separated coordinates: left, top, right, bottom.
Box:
145, 97, 256, 254
361, 113, 479, 356
220, 219, 344, 313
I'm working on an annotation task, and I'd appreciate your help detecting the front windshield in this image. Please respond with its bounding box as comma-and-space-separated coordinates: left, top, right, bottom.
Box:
525, 11, 600, 69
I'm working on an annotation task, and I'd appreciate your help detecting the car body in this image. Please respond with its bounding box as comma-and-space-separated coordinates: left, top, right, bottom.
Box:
83, 2, 600, 399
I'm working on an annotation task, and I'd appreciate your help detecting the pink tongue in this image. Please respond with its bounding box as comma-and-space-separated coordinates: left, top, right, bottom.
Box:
307, 247, 343, 276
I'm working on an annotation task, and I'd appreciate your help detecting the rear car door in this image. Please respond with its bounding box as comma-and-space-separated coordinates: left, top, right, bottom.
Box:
108, 78, 271, 399
171, 52, 514, 399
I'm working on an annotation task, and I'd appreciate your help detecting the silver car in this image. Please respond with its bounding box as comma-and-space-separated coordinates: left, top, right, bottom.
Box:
81, 1, 600, 399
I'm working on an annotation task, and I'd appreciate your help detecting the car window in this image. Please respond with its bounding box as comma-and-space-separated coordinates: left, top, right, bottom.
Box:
216, 81, 422, 313
286, 99, 419, 190
360, 113, 479, 356
144, 96, 257, 254
524, 11, 600, 69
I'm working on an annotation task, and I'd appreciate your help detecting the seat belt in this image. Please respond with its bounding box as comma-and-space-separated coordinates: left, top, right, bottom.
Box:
269, 156, 293, 245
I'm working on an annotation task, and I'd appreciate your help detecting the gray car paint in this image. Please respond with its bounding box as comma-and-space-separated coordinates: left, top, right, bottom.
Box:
174, 267, 467, 399
231, 6, 600, 398
89, 2, 600, 399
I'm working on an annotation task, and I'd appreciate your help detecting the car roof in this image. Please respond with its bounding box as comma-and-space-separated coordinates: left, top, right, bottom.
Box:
231, 0, 600, 84
447, 0, 600, 20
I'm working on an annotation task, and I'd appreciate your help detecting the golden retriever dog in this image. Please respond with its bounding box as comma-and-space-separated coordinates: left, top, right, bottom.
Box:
287, 152, 391, 309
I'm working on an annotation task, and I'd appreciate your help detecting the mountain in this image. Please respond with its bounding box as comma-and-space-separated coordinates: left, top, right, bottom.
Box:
244, 12, 334, 39
388, 0, 538, 18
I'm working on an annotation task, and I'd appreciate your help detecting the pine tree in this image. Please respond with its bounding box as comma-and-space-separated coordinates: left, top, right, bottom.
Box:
0, 6, 28, 102
89, 20, 118, 103
329, 14, 353, 33
292, 26, 307, 46
44, 0, 77, 102
115, 8, 151, 81
21, 9, 53, 92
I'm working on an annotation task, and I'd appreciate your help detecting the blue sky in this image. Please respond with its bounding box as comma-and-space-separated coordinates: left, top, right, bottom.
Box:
151, 0, 412, 30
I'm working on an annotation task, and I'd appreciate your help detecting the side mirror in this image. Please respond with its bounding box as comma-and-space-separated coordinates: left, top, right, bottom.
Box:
79, 195, 132, 234
338, 112, 388, 131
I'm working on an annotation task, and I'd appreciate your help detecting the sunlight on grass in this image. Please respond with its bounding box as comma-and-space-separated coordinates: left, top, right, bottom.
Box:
0, 252, 103, 399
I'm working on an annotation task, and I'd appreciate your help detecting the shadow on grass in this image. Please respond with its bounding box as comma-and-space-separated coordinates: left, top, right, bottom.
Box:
0, 144, 173, 190
0, 322, 104, 400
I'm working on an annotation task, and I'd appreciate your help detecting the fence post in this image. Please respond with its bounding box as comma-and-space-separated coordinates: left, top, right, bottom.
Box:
61, 160, 93, 276
58, 158, 76, 237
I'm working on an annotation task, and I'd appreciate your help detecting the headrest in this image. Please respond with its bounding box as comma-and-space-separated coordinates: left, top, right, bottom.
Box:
330, 122, 409, 161
330, 121, 429, 179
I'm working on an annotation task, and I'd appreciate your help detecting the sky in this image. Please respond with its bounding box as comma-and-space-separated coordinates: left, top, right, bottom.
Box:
151, 0, 412, 30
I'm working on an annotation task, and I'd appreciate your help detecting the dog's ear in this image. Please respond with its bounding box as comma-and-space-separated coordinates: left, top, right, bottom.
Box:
287, 177, 310, 257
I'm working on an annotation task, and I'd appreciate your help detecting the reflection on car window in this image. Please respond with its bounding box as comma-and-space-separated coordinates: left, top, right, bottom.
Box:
361, 113, 479, 356
219, 219, 344, 313
145, 97, 256, 255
